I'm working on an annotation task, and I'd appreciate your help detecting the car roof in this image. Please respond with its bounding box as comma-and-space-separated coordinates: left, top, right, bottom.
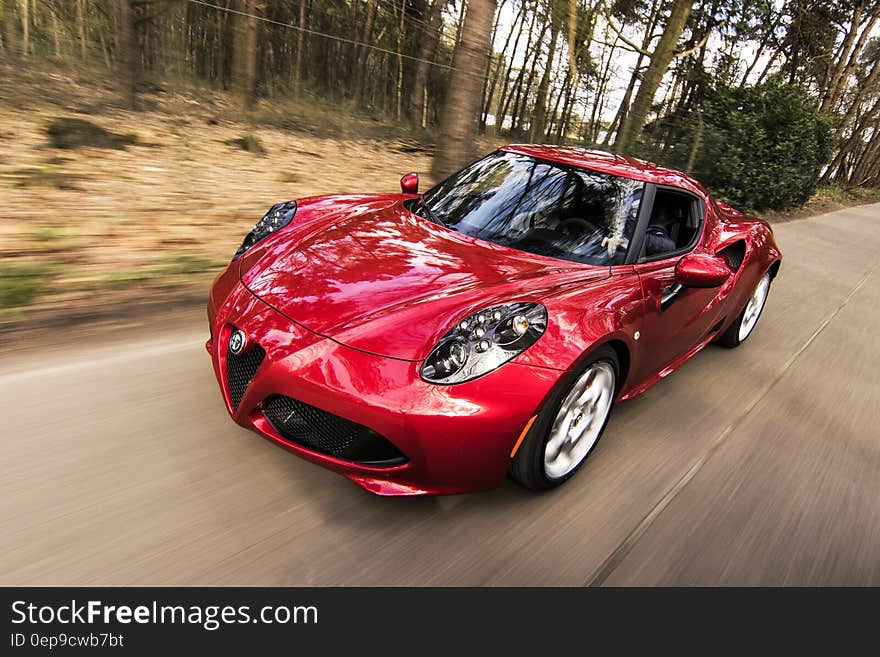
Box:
500, 144, 708, 198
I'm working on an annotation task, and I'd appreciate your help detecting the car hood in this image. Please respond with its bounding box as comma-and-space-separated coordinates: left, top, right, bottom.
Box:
241, 195, 610, 361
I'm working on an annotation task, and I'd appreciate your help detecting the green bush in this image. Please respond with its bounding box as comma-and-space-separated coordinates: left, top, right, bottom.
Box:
158, 252, 223, 276
47, 117, 137, 150
0, 264, 53, 308
663, 80, 835, 211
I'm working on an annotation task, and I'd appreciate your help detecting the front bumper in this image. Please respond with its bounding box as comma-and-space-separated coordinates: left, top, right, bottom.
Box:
207, 282, 560, 495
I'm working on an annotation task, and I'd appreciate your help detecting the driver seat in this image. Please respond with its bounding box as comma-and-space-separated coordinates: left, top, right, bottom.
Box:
648, 204, 684, 247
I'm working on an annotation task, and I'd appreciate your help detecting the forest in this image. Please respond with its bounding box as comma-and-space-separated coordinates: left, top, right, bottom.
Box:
0, 0, 879, 210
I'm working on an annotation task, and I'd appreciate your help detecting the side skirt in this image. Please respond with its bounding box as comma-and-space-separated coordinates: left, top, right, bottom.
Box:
617, 326, 723, 402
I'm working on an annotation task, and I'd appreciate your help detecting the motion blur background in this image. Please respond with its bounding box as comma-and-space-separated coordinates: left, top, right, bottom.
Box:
1, 1, 880, 586
0, 0, 878, 335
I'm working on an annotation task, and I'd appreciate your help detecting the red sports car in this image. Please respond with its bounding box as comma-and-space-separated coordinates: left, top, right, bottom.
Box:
206, 146, 781, 495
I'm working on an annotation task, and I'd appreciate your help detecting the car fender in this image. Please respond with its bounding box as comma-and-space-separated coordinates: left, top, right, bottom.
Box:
712, 219, 781, 335
515, 269, 642, 393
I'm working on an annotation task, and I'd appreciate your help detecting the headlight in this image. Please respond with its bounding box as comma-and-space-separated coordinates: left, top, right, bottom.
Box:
233, 200, 297, 259
420, 302, 547, 384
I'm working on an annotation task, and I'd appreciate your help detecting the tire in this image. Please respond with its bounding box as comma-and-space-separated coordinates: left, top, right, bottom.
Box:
510, 346, 618, 491
717, 271, 771, 348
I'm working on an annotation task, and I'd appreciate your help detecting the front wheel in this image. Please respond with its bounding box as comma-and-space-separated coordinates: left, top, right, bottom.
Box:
510, 346, 618, 491
717, 272, 771, 348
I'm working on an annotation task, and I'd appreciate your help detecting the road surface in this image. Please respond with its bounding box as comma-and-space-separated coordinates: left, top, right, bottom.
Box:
2, 203, 879, 586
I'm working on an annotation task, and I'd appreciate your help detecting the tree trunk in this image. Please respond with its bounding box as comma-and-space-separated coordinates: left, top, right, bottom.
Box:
834, 56, 880, 139
50, 4, 61, 58
481, 0, 522, 130
395, 0, 406, 121
232, 0, 259, 112
18, 0, 27, 56
294, 0, 306, 91
432, 0, 498, 179
819, 2, 863, 103
822, 96, 880, 183
491, 0, 527, 129
355, 0, 377, 100
1, 0, 12, 55
739, 23, 775, 88
97, 21, 111, 69
605, 70, 634, 143
684, 110, 703, 174
823, 4, 880, 112
500, 63, 526, 133
864, 140, 880, 182
528, 22, 560, 142
77, 0, 87, 60
754, 48, 780, 85
556, 73, 578, 143
546, 66, 569, 141
115, 0, 137, 108
454, 0, 467, 45
497, 4, 538, 133
477, 0, 505, 129
411, 0, 450, 131
613, 0, 695, 154
513, 17, 549, 134
852, 124, 880, 186
589, 30, 620, 144
565, 0, 578, 93
602, 0, 660, 146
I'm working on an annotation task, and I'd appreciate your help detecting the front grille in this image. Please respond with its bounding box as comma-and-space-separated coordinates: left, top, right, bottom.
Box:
262, 395, 406, 466
226, 342, 266, 411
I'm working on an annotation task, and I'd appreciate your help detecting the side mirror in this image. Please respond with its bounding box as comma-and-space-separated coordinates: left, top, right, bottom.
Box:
675, 253, 731, 288
400, 172, 419, 195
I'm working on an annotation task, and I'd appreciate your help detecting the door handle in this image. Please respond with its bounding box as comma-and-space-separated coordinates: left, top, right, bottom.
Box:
660, 283, 684, 310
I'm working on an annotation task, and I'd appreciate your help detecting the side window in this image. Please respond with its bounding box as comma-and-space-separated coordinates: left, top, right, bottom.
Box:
642, 189, 700, 259
566, 171, 642, 265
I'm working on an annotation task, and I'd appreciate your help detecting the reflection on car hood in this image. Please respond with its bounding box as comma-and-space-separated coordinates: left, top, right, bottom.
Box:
241, 194, 610, 360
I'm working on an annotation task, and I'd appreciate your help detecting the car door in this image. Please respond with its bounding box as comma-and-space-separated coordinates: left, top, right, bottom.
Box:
630, 185, 721, 380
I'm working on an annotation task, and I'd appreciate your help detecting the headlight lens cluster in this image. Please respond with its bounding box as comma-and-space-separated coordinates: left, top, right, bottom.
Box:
420, 302, 547, 384
233, 200, 297, 259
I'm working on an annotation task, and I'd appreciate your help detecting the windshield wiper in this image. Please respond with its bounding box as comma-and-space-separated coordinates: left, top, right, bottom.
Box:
417, 194, 446, 227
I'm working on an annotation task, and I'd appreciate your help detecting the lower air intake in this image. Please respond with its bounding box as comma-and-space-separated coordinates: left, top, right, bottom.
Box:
262, 395, 406, 466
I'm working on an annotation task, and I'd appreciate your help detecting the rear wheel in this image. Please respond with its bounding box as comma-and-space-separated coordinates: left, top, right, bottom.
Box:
510, 346, 618, 491
717, 272, 771, 348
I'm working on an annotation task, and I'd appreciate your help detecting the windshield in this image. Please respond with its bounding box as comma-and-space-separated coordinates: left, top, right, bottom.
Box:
418, 151, 643, 266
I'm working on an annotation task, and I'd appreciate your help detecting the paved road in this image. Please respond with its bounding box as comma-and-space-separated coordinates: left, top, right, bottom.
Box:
2, 204, 879, 586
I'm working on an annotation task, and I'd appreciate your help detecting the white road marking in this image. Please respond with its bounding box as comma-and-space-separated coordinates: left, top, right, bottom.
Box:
585, 260, 879, 586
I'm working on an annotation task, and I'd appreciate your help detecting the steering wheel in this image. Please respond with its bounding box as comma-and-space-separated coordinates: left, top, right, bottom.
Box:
557, 217, 596, 239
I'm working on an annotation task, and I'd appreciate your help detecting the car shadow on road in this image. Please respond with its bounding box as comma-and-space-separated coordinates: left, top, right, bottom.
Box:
202, 339, 776, 584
